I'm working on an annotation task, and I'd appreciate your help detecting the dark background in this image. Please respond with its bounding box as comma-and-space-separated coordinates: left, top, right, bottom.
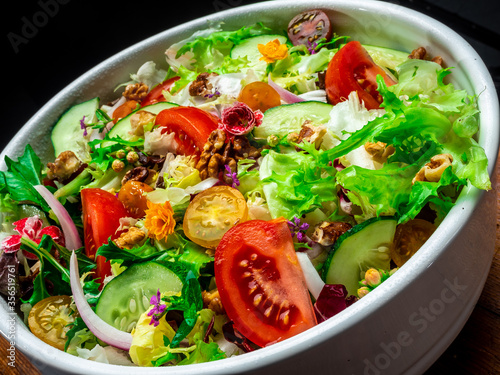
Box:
3, 0, 498, 153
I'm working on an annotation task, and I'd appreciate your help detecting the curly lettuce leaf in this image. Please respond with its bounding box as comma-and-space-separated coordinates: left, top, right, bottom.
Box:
259, 149, 337, 220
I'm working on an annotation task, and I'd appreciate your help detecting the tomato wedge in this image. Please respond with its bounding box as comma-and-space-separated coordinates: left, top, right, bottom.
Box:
140, 76, 180, 107
154, 106, 219, 156
81, 188, 129, 284
325, 41, 396, 110
215, 218, 317, 347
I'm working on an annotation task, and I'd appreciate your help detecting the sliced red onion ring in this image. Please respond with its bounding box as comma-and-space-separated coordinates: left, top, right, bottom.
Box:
268, 74, 305, 104
296, 251, 325, 300
70, 251, 132, 351
33, 185, 82, 250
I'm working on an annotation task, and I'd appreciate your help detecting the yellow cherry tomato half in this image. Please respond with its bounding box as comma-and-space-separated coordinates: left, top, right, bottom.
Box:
183, 185, 248, 249
237, 81, 281, 112
390, 219, 436, 267
28, 295, 76, 351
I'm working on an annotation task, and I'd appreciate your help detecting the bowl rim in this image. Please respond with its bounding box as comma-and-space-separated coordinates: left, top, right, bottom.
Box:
1, 0, 498, 374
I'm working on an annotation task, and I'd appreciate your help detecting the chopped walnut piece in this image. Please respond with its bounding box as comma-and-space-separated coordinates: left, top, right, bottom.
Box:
195, 129, 262, 184
408, 46, 427, 60
123, 83, 149, 102
121, 166, 149, 185
408, 46, 443, 66
412, 154, 453, 184
311, 221, 352, 247
189, 72, 218, 97
202, 289, 225, 315
130, 110, 156, 136
47, 150, 84, 183
114, 227, 146, 250
364, 141, 395, 164
295, 121, 327, 150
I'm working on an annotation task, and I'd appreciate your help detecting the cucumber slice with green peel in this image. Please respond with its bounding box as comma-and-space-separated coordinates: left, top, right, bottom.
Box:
322, 216, 397, 297
230, 34, 288, 66
253, 101, 333, 140
95, 261, 183, 332
103, 101, 179, 147
50, 97, 99, 161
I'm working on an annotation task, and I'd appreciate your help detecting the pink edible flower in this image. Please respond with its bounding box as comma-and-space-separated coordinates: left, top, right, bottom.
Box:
0, 215, 65, 260
219, 102, 263, 136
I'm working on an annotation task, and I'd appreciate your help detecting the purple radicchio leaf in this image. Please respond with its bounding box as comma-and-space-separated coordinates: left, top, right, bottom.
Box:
313, 284, 358, 323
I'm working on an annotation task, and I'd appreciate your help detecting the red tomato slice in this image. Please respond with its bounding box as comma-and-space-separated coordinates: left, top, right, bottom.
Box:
325, 41, 396, 110
215, 218, 317, 347
140, 76, 180, 107
81, 188, 129, 284
154, 106, 219, 156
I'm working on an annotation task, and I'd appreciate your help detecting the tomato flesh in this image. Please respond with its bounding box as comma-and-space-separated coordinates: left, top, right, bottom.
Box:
215, 218, 317, 347
325, 41, 396, 110
154, 106, 219, 156
28, 295, 75, 351
391, 219, 436, 267
238, 81, 281, 112
81, 188, 129, 284
112, 100, 138, 124
141, 76, 180, 107
183, 186, 248, 249
118, 180, 154, 219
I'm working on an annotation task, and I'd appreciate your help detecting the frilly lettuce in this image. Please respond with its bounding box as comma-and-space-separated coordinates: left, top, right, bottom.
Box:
259, 149, 337, 220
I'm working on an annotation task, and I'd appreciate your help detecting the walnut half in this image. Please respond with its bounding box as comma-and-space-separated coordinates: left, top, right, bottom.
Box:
311, 221, 352, 247
364, 142, 395, 164
412, 153, 453, 184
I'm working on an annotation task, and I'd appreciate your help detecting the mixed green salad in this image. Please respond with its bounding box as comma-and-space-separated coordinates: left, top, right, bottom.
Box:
0, 8, 490, 367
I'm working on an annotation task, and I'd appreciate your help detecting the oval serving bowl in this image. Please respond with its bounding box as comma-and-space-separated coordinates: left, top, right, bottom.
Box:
1, 1, 498, 374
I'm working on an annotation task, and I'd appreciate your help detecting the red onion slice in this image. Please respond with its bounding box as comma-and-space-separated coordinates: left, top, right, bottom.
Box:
268, 74, 305, 104
70, 251, 133, 351
34, 185, 82, 250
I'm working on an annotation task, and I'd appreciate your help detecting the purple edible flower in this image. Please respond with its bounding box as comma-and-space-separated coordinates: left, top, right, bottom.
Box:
147, 289, 166, 327
287, 216, 310, 242
80, 116, 88, 136
225, 164, 240, 188
307, 40, 318, 55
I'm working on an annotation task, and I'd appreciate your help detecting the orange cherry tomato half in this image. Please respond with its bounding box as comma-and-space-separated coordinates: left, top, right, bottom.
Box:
154, 106, 219, 156
112, 100, 139, 124
390, 218, 436, 267
81, 188, 129, 284
141, 76, 180, 107
325, 41, 396, 110
118, 180, 154, 219
28, 295, 75, 351
215, 218, 317, 347
237, 81, 281, 112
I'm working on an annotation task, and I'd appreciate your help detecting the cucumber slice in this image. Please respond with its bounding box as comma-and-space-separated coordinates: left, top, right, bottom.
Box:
95, 261, 183, 332
50, 97, 99, 161
253, 101, 333, 140
230, 34, 288, 67
104, 101, 179, 147
322, 216, 397, 297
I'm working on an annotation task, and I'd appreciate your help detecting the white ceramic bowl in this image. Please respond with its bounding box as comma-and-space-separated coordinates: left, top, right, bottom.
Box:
1, 1, 498, 374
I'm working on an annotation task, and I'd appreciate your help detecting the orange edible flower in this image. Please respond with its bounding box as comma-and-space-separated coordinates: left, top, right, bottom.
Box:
144, 200, 176, 241
258, 39, 288, 63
